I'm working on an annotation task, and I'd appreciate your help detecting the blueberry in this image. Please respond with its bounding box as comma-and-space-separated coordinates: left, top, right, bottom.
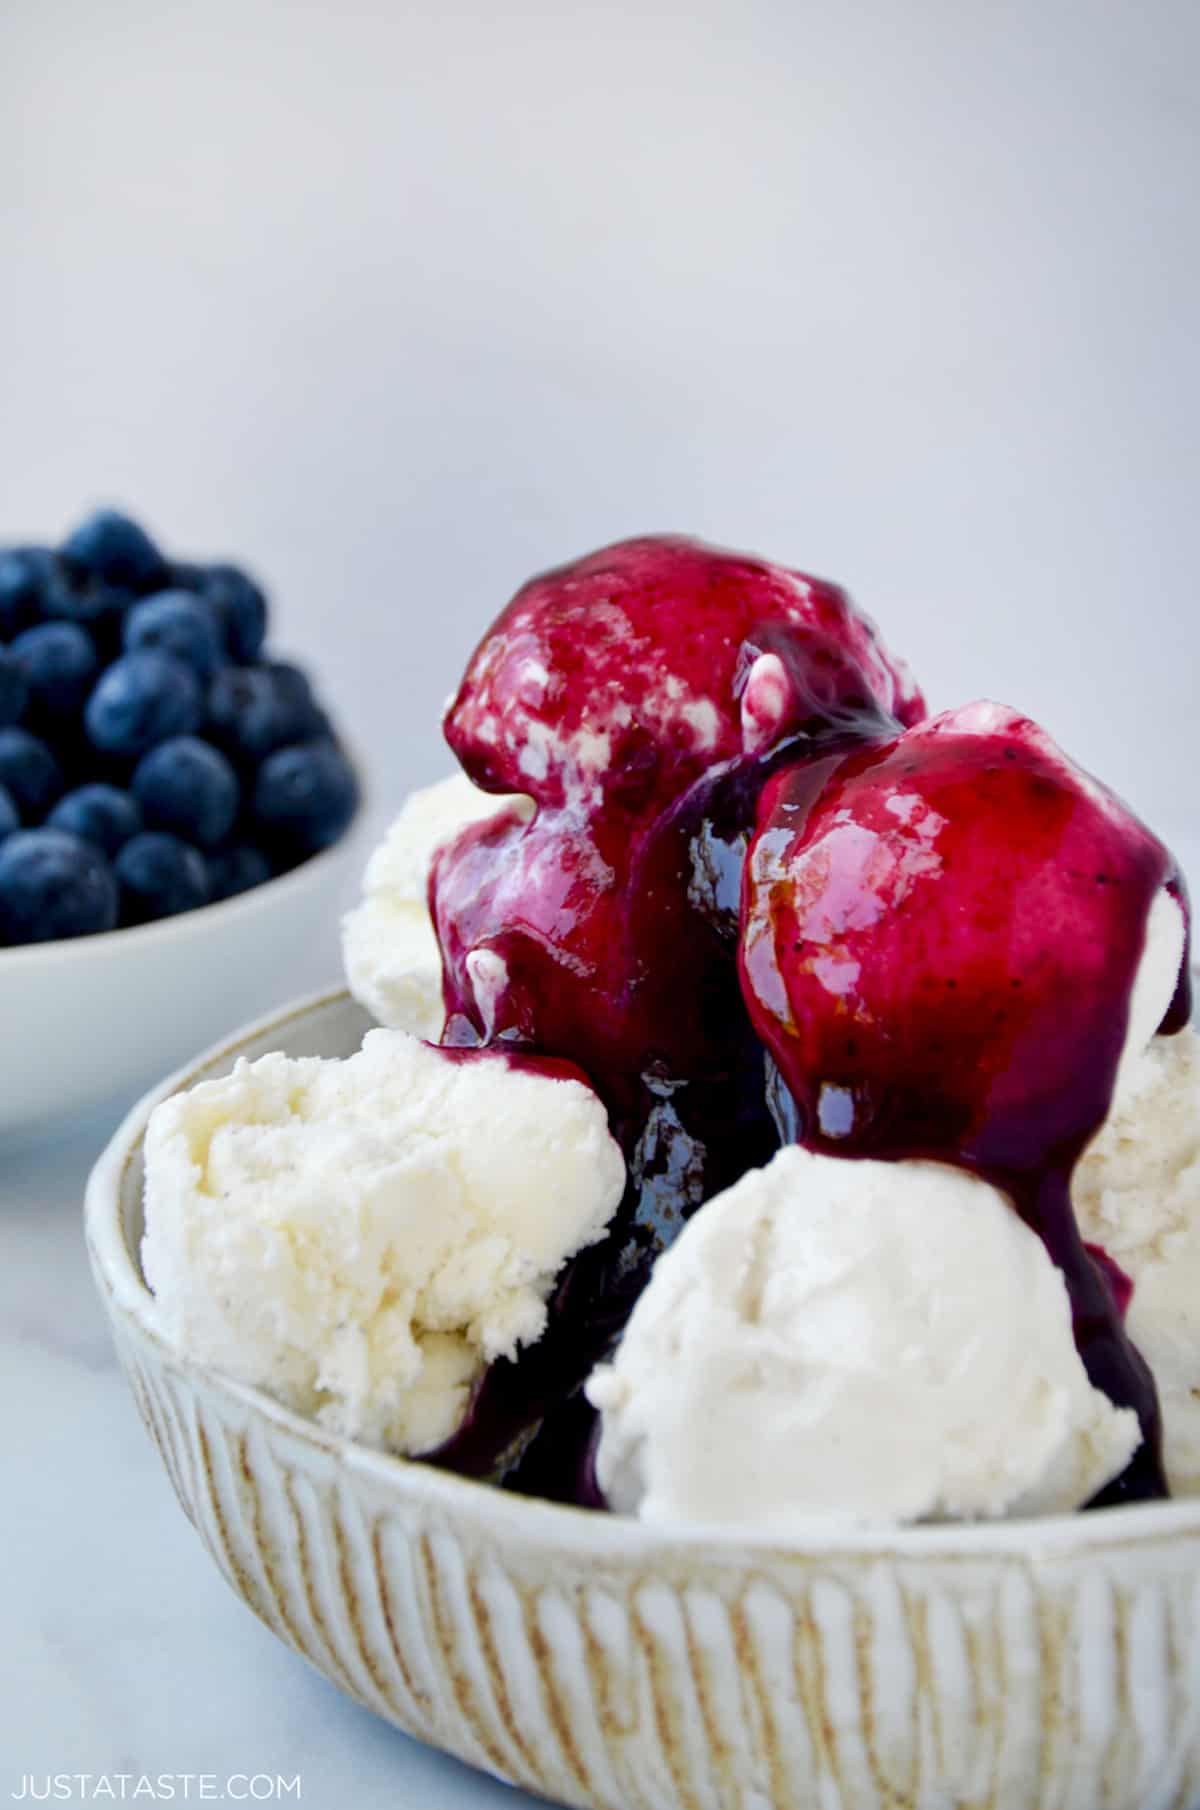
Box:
0, 647, 28, 726
265, 659, 314, 710
60, 509, 167, 594
0, 728, 63, 821
265, 658, 338, 741
123, 589, 223, 679
10, 622, 99, 726
0, 828, 118, 944
41, 574, 131, 641
132, 736, 239, 848
167, 560, 207, 591
0, 786, 18, 842
207, 665, 323, 762
208, 843, 271, 900
85, 650, 202, 758
200, 564, 268, 661
253, 740, 359, 855
0, 547, 53, 637
47, 784, 142, 858
115, 831, 210, 925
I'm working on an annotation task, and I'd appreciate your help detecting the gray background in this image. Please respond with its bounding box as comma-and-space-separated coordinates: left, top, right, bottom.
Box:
1, 0, 1197, 852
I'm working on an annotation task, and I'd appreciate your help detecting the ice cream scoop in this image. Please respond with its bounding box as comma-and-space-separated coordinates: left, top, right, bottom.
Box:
141, 1029, 625, 1455
429, 539, 925, 1486
435, 536, 923, 1167
588, 1146, 1140, 1530
739, 701, 1192, 1503
1076, 1025, 1200, 1493
342, 772, 531, 1039
444, 534, 924, 814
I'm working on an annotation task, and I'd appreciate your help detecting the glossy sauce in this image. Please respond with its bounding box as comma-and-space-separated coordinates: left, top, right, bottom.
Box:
426, 539, 922, 1488
739, 704, 1192, 1504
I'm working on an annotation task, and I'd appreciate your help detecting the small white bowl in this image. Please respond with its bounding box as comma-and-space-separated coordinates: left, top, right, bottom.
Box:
0, 824, 365, 1141
86, 990, 1200, 1810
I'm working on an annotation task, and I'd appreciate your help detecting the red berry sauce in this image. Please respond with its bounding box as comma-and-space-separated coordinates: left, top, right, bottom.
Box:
740, 702, 1192, 1504
427, 537, 923, 1486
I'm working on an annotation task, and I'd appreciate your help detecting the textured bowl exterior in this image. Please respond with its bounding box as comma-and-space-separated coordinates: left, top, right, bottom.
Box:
86, 991, 1200, 1810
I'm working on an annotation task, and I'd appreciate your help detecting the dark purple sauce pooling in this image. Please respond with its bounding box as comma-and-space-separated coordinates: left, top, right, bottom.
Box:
740, 705, 1192, 1505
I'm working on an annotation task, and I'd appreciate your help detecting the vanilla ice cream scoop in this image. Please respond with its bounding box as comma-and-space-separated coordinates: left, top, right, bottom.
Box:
738, 705, 1191, 1505
1070, 888, 1198, 1493
588, 1146, 1140, 1531
142, 1029, 625, 1454
1076, 1024, 1200, 1493
342, 773, 532, 1039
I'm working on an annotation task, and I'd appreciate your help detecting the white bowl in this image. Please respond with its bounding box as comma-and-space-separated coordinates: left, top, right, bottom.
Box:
86, 990, 1200, 1810
0, 826, 365, 1141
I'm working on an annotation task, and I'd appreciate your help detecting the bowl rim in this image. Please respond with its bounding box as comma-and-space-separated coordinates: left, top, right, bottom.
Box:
85, 980, 1200, 1565
0, 800, 365, 972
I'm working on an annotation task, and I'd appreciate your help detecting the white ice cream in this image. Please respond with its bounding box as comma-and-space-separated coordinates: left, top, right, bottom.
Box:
588, 1146, 1140, 1530
1072, 885, 1200, 1492
342, 773, 532, 1039
142, 1029, 625, 1454
590, 885, 1190, 1530
1076, 1027, 1200, 1492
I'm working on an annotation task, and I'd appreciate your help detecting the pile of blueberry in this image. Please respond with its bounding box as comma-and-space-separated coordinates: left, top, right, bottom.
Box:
0, 509, 359, 946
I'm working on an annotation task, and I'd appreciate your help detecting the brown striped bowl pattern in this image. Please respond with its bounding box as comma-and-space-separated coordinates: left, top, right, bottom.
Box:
85, 990, 1200, 1810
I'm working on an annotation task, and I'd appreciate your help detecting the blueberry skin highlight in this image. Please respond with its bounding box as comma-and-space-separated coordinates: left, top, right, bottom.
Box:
0, 786, 18, 842
0, 728, 64, 822
132, 736, 239, 848
0, 828, 119, 944
0, 648, 28, 727
253, 740, 359, 855
208, 844, 271, 900
47, 783, 143, 858
115, 831, 211, 925
10, 622, 99, 726
60, 509, 167, 594
124, 590, 224, 679
85, 651, 203, 758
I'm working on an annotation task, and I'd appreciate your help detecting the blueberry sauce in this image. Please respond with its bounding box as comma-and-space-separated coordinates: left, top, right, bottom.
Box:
425, 539, 923, 1489
444, 534, 924, 815
739, 703, 1192, 1505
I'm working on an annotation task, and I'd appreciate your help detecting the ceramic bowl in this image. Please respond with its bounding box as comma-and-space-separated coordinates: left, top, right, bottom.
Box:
86, 990, 1200, 1810
0, 821, 366, 1142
